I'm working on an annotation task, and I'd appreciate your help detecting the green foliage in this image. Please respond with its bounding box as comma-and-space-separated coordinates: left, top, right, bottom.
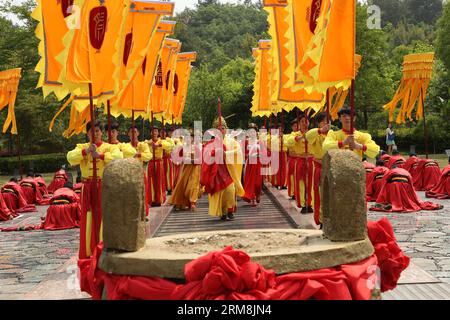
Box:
0, 153, 68, 175
437, 0, 450, 72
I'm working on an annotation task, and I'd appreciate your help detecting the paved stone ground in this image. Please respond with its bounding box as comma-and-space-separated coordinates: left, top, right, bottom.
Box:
367, 192, 450, 284
0, 190, 448, 299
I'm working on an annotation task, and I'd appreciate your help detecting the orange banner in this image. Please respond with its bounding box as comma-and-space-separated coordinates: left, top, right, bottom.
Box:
0, 68, 21, 134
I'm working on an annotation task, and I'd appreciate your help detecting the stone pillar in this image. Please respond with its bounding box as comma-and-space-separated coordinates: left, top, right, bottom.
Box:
321, 149, 367, 241
102, 158, 146, 252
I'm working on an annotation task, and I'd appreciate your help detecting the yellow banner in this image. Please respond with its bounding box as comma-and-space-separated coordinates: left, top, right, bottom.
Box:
0, 68, 21, 134
111, 20, 176, 119
149, 38, 181, 114
58, 0, 131, 110
114, 1, 175, 101
384, 53, 434, 124
32, 0, 84, 100
263, 2, 324, 112
169, 52, 197, 123
297, 0, 356, 93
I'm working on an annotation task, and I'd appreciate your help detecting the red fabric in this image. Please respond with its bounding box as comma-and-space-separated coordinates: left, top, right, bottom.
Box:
363, 161, 375, 196
367, 218, 410, 292
147, 159, 166, 205
41, 188, 81, 230
420, 159, 441, 191
293, 157, 313, 208
381, 154, 391, 167
19, 178, 49, 205
287, 155, 295, 196
73, 183, 82, 200
47, 169, 68, 194
78, 242, 106, 300
386, 155, 406, 169
313, 160, 322, 225
426, 164, 450, 199
79, 180, 102, 259
366, 166, 389, 202
1, 182, 37, 213
200, 139, 233, 195
35, 177, 51, 199
403, 156, 419, 173
242, 161, 263, 203
163, 152, 174, 192
0, 193, 13, 221
370, 168, 443, 212
271, 150, 287, 188
80, 217, 409, 300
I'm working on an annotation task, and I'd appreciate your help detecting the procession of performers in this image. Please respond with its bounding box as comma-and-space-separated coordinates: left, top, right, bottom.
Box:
1, 107, 446, 231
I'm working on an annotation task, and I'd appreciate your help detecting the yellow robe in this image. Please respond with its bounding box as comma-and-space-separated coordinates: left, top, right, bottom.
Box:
208, 136, 245, 217
322, 129, 380, 159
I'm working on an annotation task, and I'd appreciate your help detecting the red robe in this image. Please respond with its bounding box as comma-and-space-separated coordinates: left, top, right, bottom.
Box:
381, 154, 391, 167
200, 139, 233, 195
47, 169, 68, 194
363, 161, 375, 194
419, 159, 441, 191
1, 182, 37, 213
73, 183, 83, 200
387, 155, 406, 169
403, 156, 419, 172
19, 178, 49, 205
0, 193, 13, 221
35, 177, 51, 199
425, 164, 450, 199
242, 142, 265, 203
41, 188, 81, 230
370, 168, 442, 213
366, 166, 390, 202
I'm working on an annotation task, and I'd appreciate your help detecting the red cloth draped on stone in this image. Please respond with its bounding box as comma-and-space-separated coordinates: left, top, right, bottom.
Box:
79, 180, 102, 259
386, 155, 406, 169
1, 182, 37, 213
19, 178, 49, 205
47, 170, 68, 194
200, 139, 233, 195
419, 159, 441, 191
367, 217, 410, 292
426, 164, 450, 199
79, 217, 410, 300
366, 166, 389, 202
370, 168, 443, 212
41, 188, 81, 230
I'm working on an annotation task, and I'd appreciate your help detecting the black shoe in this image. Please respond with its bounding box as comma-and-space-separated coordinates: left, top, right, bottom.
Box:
307, 206, 314, 213
227, 213, 235, 220
220, 215, 227, 221
167, 190, 172, 196
300, 207, 308, 214
290, 196, 295, 200
319, 223, 323, 230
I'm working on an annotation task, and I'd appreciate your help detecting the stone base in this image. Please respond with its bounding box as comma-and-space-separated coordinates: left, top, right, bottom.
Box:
99, 229, 374, 279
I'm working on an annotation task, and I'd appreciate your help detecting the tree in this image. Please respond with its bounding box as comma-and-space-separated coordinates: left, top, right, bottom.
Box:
436, 0, 450, 72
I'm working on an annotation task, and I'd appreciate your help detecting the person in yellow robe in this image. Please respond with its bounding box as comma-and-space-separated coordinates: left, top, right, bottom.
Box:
107, 121, 136, 158
161, 128, 176, 196
146, 126, 175, 206
284, 120, 298, 200
124, 126, 152, 216
322, 107, 380, 160
200, 117, 245, 220
306, 112, 330, 228
285, 113, 314, 213
169, 130, 202, 211
66, 120, 122, 293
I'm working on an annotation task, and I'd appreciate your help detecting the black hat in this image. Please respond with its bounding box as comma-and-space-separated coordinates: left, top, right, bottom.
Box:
337, 107, 352, 117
